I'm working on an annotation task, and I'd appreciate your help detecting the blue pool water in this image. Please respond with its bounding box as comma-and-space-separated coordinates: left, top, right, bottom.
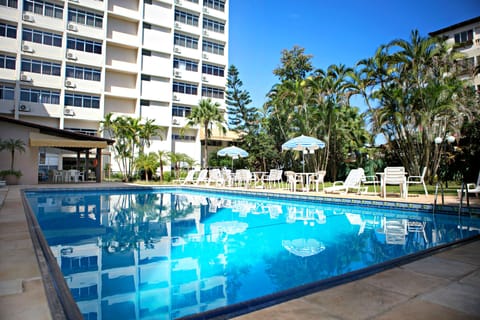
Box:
25, 187, 479, 320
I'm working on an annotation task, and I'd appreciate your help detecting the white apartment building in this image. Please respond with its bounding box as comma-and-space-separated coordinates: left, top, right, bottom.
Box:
429, 16, 480, 91
0, 0, 230, 177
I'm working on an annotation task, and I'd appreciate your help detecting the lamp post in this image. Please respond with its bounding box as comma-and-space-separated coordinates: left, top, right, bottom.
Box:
433, 134, 455, 206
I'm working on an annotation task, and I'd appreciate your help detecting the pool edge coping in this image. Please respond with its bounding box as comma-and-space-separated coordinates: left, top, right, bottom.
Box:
20, 184, 480, 320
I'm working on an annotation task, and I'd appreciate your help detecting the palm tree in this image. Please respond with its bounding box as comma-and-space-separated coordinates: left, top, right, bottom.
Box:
0, 138, 26, 171
186, 98, 225, 168
135, 152, 158, 182
157, 150, 170, 182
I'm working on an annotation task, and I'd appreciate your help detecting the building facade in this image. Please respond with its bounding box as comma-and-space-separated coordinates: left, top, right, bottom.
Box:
429, 16, 480, 92
0, 0, 230, 176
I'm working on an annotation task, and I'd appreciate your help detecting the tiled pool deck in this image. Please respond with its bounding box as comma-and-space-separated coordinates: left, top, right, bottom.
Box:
0, 183, 479, 320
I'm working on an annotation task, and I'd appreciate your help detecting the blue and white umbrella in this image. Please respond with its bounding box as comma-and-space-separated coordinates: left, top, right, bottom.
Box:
217, 146, 249, 169
282, 135, 326, 172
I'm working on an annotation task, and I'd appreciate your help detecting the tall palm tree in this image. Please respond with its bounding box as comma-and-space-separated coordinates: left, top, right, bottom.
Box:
186, 98, 225, 168
157, 150, 170, 181
135, 152, 158, 182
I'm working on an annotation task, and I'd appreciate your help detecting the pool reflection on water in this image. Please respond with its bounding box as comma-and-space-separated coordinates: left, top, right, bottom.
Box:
26, 189, 480, 320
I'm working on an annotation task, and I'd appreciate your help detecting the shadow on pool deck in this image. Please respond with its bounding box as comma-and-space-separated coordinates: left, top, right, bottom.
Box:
0, 183, 479, 320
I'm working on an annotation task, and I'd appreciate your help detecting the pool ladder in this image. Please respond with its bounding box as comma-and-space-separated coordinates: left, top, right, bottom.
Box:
433, 181, 471, 217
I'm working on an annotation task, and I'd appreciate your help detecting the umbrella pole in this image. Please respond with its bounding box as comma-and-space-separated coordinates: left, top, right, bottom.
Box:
302, 151, 305, 173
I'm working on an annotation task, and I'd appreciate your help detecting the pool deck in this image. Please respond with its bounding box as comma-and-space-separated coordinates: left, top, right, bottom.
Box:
0, 183, 479, 320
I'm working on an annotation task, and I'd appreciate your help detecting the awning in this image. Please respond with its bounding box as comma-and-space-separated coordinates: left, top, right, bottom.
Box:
29, 132, 108, 149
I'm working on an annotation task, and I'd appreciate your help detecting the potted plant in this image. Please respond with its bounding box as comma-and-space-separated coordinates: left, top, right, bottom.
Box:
0, 138, 26, 185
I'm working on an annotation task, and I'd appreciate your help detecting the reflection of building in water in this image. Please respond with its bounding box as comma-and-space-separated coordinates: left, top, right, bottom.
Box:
48, 193, 227, 319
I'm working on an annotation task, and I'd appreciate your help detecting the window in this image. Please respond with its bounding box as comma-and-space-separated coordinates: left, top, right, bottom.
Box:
172, 134, 195, 141
203, 0, 225, 12
456, 57, 475, 74
0, 22, 17, 38
67, 36, 102, 54
202, 40, 224, 55
64, 92, 100, 108
23, 28, 62, 47
202, 63, 224, 76
172, 105, 191, 117
174, 33, 198, 49
0, 0, 18, 8
65, 127, 98, 136
20, 87, 60, 104
203, 18, 224, 33
202, 85, 223, 99
0, 84, 14, 100
174, 58, 198, 72
454, 30, 473, 44
66, 65, 101, 81
173, 81, 197, 95
24, 0, 63, 19
0, 54, 16, 69
68, 7, 103, 28
22, 58, 61, 76
175, 10, 199, 26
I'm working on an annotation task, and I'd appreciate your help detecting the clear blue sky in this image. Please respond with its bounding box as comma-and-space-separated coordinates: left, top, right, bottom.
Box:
228, 0, 480, 111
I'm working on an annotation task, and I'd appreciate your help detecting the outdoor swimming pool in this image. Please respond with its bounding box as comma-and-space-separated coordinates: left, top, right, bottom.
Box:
24, 187, 480, 320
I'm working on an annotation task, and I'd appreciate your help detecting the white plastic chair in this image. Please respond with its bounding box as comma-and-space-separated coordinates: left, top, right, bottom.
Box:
324, 169, 364, 194
311, 170, 326, 192
457, 171, 480, 198
382, 167, 407, 199
407, 166, 428, 196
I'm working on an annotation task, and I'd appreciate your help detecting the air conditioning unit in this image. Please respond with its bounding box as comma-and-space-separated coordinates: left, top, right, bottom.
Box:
202, 76, 208, 82
19, 105, 31, 112
174, 47, 181, 53
70, 0, 79, 3
174, 0, 181, 4
172, 95, 179, 101
22, 13, 35, 22
65, 80, 76, 88
174, 70, 182, 78
202, 53, 209, 60
64, 108, 75, 116
203, 30, 209, 36
67, 23, 78, 32
66, 51, 77, 60
172, 118, 179, 125
174, 22, 181, 29
22, 44, 34, 53
203, 7, 209, 13
20, 74, 32, 82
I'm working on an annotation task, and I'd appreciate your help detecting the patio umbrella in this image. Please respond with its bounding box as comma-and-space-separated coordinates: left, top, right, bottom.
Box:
217, 146, 249, 169
281, 135, 326, 172
282, 238, 326, 258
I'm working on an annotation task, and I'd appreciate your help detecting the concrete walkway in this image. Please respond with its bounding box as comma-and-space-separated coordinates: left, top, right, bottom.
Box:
0, 184, 479, 320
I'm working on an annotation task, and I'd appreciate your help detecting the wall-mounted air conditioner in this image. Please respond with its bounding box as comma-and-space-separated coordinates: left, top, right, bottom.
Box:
66, 51, 77, 60
64, 108, 75, 116
203, 7, 209, 13
172, 95, 179, 101
202, 53, 209, 60
65, 80, 76, 88
22, 44, 34, 53
174, 70, 182, 78
174, 22, 181, 29
20, 74, 32, 82
70, 0, 79, 3
203, 30, 209, 36
172, 118, 179, 125
202, 76, 208, 82
175, 0, 182, 4
174, 47, 181, 53
22, 13, 35, 22
67, 23, 78, 32
19, 105, 31, 112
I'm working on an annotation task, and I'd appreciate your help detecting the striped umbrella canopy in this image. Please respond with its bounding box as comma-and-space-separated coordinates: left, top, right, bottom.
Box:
282, 135, 325, 172
281, 135, 326, 151
217, 146, 249, 169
